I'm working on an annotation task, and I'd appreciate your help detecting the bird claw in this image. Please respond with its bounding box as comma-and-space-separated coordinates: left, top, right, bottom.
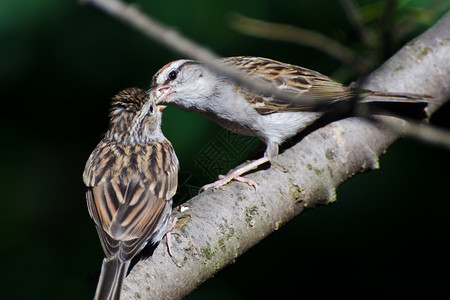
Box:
272, 161, 287, 173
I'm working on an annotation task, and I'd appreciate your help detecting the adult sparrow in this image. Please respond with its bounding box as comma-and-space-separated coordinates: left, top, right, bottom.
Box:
83, 87, 178, 300
150, 56, 428, 190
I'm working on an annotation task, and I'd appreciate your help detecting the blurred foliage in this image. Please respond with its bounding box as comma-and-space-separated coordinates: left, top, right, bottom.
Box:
0, 0, 449, 299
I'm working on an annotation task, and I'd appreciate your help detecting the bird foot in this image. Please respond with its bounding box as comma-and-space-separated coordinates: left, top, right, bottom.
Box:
165, 216, 178, 257
200, 170, 257, 192
272, 161, 287, 173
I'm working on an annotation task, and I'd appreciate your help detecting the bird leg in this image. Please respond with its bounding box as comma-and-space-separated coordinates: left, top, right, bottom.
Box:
200, 156, 270, 191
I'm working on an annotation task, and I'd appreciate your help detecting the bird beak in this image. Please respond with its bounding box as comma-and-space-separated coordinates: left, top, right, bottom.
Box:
154, 86, 171, 104
156, 105, 166, 112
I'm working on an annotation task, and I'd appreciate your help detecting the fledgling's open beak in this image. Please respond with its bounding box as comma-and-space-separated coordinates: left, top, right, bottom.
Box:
156, 105, 166, 112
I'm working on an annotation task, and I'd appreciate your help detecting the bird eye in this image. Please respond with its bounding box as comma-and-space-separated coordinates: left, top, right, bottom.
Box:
168, 70, 178, 80
149, 105, 154, 113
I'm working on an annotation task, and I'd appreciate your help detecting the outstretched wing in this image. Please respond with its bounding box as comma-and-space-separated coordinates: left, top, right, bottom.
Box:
219, 56, 353, 114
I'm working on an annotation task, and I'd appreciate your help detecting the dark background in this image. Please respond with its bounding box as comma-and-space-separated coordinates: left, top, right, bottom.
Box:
1, 0, 449, 299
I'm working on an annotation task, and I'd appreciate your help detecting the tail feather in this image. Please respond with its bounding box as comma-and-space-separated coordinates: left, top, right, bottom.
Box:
360, 90, 431, 103
358, 90, 432, 120
94, 259, 130, 300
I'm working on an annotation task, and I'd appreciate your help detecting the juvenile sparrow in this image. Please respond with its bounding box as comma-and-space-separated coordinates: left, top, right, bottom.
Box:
150, 56, 428, 190
83, 87, 178, 300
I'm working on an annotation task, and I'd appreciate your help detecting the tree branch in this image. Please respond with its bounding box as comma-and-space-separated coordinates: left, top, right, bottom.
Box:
374, 116, 450, 149
80, 1, 450, 298
227, 12, 372, 74
79, 0, 354, 107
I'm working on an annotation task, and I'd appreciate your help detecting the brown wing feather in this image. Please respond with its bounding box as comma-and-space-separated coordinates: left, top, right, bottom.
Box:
83, 140, 178, 261
219, 56, 353, 114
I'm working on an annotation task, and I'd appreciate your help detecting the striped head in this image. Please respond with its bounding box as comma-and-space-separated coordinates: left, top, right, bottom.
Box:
150, 59, 223, 112
107, 87, 165, 144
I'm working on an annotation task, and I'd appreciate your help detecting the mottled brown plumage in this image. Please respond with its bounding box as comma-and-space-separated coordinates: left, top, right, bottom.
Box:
151, 56, 429, 190
222, 57, 347, 114
83, 87, 178, 300
219, 57, 426, 114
